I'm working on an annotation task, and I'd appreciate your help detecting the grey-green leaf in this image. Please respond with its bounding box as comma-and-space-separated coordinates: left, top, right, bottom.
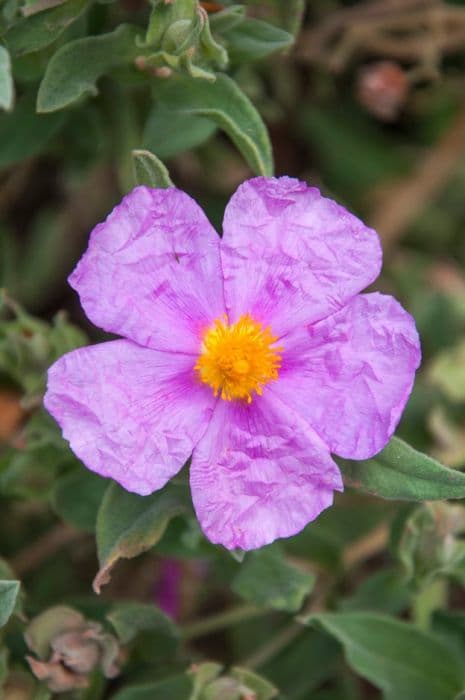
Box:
308, 612, 465, 700
224, 18, 294, 63
5, 0, 88, 56
52, 468, 108, 532
132, 149, 173, 188
94, 480, 189, 593
143, 104, 216, 158
107, 601, 179, 646
232, 548, 315, 612
0, 46, 14, 111
154, 73, 273, 175
338, 436, 465, 501
0, 580, 20, 627
37, 25, 139, 113
0, 92, 65, 168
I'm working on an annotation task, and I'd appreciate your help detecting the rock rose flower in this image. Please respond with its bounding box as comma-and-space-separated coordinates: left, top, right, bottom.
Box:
44, 177, 421, 550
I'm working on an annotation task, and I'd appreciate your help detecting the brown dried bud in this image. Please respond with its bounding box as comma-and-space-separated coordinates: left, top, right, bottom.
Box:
25, 606, 121, 693
26, 657, 89, 693
356, 61, 409, 122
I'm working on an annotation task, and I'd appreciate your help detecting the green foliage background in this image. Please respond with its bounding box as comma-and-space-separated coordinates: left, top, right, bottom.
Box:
2, 0, 465, 698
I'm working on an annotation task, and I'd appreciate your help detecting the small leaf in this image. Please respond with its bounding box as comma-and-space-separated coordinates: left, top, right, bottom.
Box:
338, 436, 465, 501
0, 580, 20, 627
209, 5, 246, 33
230, 667, 278, 700
339, 568, 410, 615
232, 548, 314, 612
0, 46, 14, 111
5, 0, 88, 55
94, 481, 189, 593
107, 601, 179, 646
307, 612, 465, 700
154, 73, 273, 175
52, 468, 107, 532
143, 104, 216, 158
37, 25, 139, 113
132, 149, 173, 188
0, 91, 65, 167
223, 18, 294, 63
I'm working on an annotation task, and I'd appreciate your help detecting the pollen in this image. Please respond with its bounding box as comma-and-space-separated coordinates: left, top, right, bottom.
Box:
195, 314, 283, 403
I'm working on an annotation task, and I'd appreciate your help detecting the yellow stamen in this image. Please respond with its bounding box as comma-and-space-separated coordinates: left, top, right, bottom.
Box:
195, 314, 283, 403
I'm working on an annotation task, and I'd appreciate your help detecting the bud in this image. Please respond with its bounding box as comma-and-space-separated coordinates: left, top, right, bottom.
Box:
25, 606, 121, 693
356, 61, 409, 122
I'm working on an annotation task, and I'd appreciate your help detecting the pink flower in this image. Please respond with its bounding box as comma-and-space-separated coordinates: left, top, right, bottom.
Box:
44, 177, 420, 550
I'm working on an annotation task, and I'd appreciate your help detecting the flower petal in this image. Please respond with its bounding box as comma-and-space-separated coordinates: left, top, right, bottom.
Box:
44, 340, 215, 495
69, 186, 224, 353
190, 392, 343, 550
221, 176, 382, 336
271, 293, 421, 460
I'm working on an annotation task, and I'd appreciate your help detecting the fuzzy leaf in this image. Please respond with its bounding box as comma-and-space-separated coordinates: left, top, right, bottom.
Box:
52, 468, 107, 532
232, 548, 314, 612
154, 73, 273, 175
37, 25, 139, 113
132, 149, 173, 188
94, 481, 189, 593
0, 92, 65, 167
338, 436, 465, 501
0, 580, 20, 627
143, 104, 216, 158
5, 0, 88, 55
0, 46, 14, 111
224, 18, 294, 62
308, 612, 465, 700
107, 601, 179, 645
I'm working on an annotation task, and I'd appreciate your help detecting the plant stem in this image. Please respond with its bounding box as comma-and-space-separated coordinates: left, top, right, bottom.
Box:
181, 604, 265, 641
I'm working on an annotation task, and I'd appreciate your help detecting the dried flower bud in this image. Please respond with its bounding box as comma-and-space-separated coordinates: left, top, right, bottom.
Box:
25, 606, 121, 693
356, 61, 409, 121
26, 656, 89, 693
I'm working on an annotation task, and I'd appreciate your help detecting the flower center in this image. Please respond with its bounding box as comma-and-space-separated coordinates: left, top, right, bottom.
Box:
195, 314, 282, 403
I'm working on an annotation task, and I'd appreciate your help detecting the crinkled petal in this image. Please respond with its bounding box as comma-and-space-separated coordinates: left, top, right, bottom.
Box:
221, 176, 382, 337
44, 340, 215, 495
190, 392, 343, 550
271, 292, 421, 460
69, 186, 224, 353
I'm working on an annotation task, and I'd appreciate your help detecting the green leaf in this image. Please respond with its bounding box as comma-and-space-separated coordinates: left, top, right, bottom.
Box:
232, 548, 314, 612
52, 468, 108, 532
143, 103, 216, 158
94, 481, 189, 593
339, 568, 410, 615
229, 667, 277, 700
223, 18, 293, 63
0, 580, 19, 627
37, 24, 139, 113
5, 0, 88, 55
0, 91, 65, 168
307, 612, 465, 700
132, 149, 173, 188
338, 436, 465, 501
154, 73, 273, 175
0, 46, 14, 111
209, 5, 246, 33
107, 601, 179, 646
260, 628, 339, 700
111, 676, 193, 700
